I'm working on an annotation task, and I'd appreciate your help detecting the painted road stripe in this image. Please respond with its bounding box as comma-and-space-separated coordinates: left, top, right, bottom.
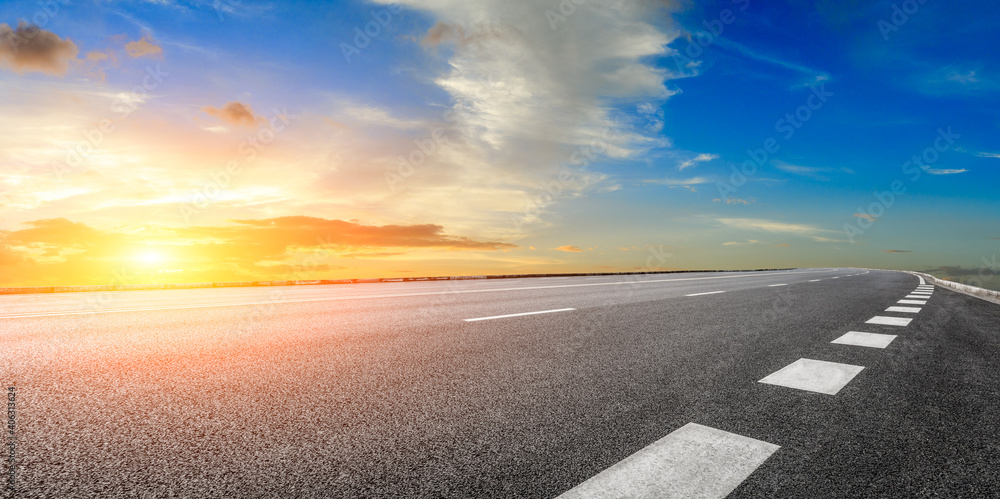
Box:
808, 279, 821, 282
918, 275, 926, 285
867, 316, 912, 326
832, 277, 840, 279
898, 299, 927, 305
831, 331, 897, 349
886, 306, 921, 313
917, 286, 934, 289
768, 284, 788, 287
758, 358, 864, 395
557, 423, 779, 499
463, 308, 575, 322
686, 291, 726, 297
905, 295, 928, 300
0, 269, 841, 320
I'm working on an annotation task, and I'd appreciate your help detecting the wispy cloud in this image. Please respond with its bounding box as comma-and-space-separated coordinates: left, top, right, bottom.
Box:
643, 176, 712, 185
975, 152, 1000, 159
774, 161, 850, 181
554, 245, 583, 252
923, 168, 968, 175
713, 37, 830, 82
712, 197, 755, 205
677, 153, 718, 171
715, 217, 841, 242
722, 239, 759, 246
884, 249, 912, 253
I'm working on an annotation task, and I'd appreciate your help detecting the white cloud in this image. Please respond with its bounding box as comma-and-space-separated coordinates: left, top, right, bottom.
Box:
677, 153, 718, 171
923, 168, 968, 175
360, 0, 684, 238
642, 176, 712, 185
715, 217, 840, 242
975, 152, 1000, 159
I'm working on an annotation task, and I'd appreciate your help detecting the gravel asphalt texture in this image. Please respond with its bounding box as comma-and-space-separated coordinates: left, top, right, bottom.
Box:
1, 268, 998, 498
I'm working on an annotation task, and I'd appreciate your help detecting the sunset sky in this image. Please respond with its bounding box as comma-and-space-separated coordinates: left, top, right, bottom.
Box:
1, 0, 998, 288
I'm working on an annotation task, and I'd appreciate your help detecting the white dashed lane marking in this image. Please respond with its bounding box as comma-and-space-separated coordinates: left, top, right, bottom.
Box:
463, 308, 575, 322
768, 284, 788, 287
831, 331, 897, 349
898, 299, 927, 305
808, 279, 821, 282
905, 295, 929, 300
886, 306, 921, 313
557, 423, 780, 499
867, 316, 913, 326
758, 358, 865, 395
686, 291, 726, 297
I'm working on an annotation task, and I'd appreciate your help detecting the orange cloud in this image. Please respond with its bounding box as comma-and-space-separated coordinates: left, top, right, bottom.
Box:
203, 101, 262, 127
554, 245, 584, 252
853, 213, 878, 221
0, 22, 79, 76
774, 243, 790, 247
125, 35, 162, 58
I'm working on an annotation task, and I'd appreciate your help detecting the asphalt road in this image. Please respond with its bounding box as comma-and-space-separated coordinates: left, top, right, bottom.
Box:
2, 268, 999, 498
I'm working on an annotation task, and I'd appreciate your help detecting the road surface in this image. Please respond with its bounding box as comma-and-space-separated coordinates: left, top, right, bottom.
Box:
2, 268, 999, 497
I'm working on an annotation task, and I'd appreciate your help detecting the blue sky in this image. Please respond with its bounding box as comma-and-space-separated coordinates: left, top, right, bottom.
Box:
0, 0, 998, 287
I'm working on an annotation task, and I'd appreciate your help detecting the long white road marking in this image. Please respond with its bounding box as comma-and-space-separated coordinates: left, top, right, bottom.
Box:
0, 269, 841, 320
831, 331, 897, 349
918, 275, 926, 285
886, 306, 921, 313
808, 279, 821, 282
556, 423, 779, 499
768, 284, 787, 287
898, 299, 927, 305
686, 291, 727, 297
867, 316, 912, 326
832, 277, 840, 279
910, 292, 932, 297
758, 358, 865, 395
905, 295, 929, 300
463, 308, 575, 322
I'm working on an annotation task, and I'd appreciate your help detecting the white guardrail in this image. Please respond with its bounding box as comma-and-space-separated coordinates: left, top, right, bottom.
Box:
902, 270, 1000, 307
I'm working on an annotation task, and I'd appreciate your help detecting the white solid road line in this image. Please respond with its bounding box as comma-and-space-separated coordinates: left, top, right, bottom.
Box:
905, 295, 929, 300
686, 291, 727, 297
557, 423, 779, 499
463, 308, 575, 322
831, 331, 897, 349
886, 306, 921, 313
758, 358, 865, 395
918, 276, 926, 285
808, 279, 821, 282
867, 316, 913, 326
768, 284, 788, 287
898, 299, 927, 305
0, 269, 841, 320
